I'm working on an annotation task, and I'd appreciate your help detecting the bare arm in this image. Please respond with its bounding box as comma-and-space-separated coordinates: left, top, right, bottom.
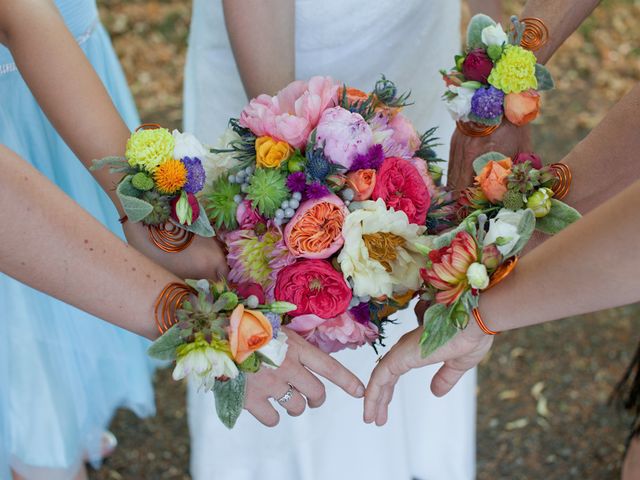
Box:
0, 144, 176, 340
222, 0, 295, 98
467, 0, 503, 22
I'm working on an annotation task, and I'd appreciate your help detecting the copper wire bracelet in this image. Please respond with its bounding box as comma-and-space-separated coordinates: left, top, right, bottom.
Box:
472, 307, 500, 335
119, 215, 128, 224
519, 17, 549, 51
487, 256, 519, 291
147, 222, 195, 253
154, 282, 195, 334
456, 121, 500, 137
135, 123, 163, 132
549, 163, 572, 200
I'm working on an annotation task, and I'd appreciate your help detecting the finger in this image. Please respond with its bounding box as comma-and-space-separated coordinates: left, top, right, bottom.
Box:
274, 385, 307, 417
430, 362, 468, 397
287, 364, 326, 408
375, 385, 395, 427
298, 344, 365, 399
245, 397, 280, 427
364, 363, 396, 423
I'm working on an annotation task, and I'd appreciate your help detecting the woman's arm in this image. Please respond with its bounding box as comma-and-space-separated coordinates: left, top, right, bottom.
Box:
222, 0, 295, 99
364, 178, 640, 425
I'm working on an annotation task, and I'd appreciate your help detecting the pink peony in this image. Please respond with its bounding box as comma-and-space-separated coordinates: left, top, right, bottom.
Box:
387, 113, 421, 158
274, 259, 352, 318
236, 200, 265, 230
240, 77, 339, 149
407, 157, 439, 200
315, 107, 373, 169
288, 312, 379, 353
372, 157, 431, 225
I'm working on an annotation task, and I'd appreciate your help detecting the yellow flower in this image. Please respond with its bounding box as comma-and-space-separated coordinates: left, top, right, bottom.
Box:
488, 45, 538, 94
126, 128, 175, 173
255, 136, 293, 168
153, 158, 187, 194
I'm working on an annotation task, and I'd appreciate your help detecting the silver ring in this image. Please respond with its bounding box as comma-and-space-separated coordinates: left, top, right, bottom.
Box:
276, 383, 295, 404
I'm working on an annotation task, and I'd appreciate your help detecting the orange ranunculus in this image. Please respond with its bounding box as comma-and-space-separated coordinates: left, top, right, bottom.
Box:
228, 304, 273, 363
346, 169, 377, 201
475, 157, 513, 204
255, 136, 293, 168
504, 89, 540, 126
339, 87, 369, 104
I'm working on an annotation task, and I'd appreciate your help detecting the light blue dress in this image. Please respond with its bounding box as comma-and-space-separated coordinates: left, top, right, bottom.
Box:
0, 2, 155, 478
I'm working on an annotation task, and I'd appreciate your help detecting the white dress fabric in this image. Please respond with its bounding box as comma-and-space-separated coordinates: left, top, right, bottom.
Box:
184, 1, 476, 479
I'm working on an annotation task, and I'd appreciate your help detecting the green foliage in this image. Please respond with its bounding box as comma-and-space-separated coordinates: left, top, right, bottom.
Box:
420, 303, 460, 358
147, 326, 184, 361
535, 200, 581, 234
535, 64, 555, 91
91, 155, 133, 174
141, 190, 172, 226
238, 353, 261, 373
373, 75, 413, 108
468, 112, 503, 126
472, 151, 509, 175
205, 177, 241, 230
181, 200, 215, 237
213, 373, 247, 429
246, 168, 289, 218
506, 208, 536, 258
116, 175, 154, 222
467, 14, 496, 49
131, 172, 155, 191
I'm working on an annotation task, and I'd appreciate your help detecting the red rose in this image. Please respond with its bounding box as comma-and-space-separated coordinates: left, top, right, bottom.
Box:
462, 49, 494, 84
171, 192, 200, 224
513, 152, 543, 170
371, 157, 431, 225
236, 282, 266, 304
274, 259, 352, 318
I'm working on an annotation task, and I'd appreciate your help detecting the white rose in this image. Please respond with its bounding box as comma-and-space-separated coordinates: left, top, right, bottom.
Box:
444, 85, 475, 122
481, 23, 508, 47
484, 208, 526, 256
172, 130, 208, 160
466, 262, 490, 290
258, 331, 289, 368
201, 128, 242, 190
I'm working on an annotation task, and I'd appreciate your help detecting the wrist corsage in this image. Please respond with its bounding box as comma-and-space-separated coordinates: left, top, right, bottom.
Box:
441, 14, 554, 136
92, 124, 214, 251
148, 279, 296, 428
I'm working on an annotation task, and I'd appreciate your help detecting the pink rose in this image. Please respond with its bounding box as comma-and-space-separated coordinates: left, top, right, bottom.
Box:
236, 200, 265, 230
462, 49, 494, 83
513, 152, 543, 170
315, 107, 373, 169
235, 282, 266, 305
274, 259, 352, 318
288, 312, 379, 353
372, 157, 431, 225
387, 113, 421, 158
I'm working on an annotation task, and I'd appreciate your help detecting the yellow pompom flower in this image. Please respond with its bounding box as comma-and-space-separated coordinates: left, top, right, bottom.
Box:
153, 158, 187, 194
488, 45, 538, 94
125, 128, 175, 173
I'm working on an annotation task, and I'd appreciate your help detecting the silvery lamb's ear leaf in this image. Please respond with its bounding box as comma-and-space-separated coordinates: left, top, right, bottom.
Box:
535, 200, 581, 235
116, 176, 153, 222
467, 14, 496, 49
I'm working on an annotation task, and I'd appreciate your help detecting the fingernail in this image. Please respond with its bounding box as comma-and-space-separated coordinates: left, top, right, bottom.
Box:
356, 385, 365, 398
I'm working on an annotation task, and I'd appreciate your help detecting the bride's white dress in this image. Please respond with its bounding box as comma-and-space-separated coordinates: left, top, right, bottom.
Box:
184, 1, 476, 479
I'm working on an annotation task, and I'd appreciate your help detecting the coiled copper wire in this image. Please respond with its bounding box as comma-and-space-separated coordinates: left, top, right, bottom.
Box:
154, 282, 195, 334
549, 163, 572, 200
486, 256, 519, 291
456, 121, 500, 137
472, 307, 500, 335
520, 17, 549, 51
135, 123, 163, 132
147, 222, 195, 253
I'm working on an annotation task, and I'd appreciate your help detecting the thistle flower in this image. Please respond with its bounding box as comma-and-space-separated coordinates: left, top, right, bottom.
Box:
306, 147, 332, 181
205, 177, 241, 229
349, 144, 385, 171
246, 168, 290, 218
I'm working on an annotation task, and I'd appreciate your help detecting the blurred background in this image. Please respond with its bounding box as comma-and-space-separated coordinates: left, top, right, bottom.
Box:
91, 1, 640, 478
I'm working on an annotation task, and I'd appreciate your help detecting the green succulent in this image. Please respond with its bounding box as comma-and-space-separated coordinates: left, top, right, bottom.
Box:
246, 168, 289, 218
205, 177, 241, 230
141, 190, 171, 225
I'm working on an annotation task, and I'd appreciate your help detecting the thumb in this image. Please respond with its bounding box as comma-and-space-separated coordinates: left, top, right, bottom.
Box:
430, 362, 468, 397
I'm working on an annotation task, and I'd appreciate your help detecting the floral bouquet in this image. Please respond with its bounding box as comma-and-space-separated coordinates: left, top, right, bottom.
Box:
93, 125, 214, 249
203, 75, 453, 353
441, 14, 554, 131
459, 151, 580, 234
148, 278, 295, 428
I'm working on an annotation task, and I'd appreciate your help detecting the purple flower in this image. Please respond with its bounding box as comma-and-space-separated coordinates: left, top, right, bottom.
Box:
265, 312, 281, 338
470, 86, 504, 120
350, 144, 385, 172
286, 172, 307, 193
349, 303, 371, 325
181, 157, 206, 193
304, 181, 330, 200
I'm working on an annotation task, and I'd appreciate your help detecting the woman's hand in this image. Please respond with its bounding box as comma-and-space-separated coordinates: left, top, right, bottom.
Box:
364, 323, 493, 426
244, 328, 365, 426
122, 221, 229, 281
447, 121, 532, 194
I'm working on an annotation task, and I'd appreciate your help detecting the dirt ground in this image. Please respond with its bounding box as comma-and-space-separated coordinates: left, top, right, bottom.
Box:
90, 1, 640, 478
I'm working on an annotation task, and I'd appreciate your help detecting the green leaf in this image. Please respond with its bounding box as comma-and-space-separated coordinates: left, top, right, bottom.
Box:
182, 200, 215, 237
468, 112, 503, 126
432, 211, 481, 249
176, 191, 192, 225
535, 200, 581, 235
238, 353, 261, 373
91, 156, 129, 173
213, 372, 247, 429
507, 208, 536, 258
466, 14, 496, 49
147, 325, 183, 361
535, 64, 555, 91
116, 175, 154, 222
473, 152, 509, 175
420, 304, 459, 358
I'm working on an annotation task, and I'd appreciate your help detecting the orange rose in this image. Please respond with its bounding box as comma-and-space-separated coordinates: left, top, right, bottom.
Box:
339, 87, 369, 104
228, 305, 273, 363
504, 89, 540, 126
475, 158, 513, 203
346, 169, 376, 201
